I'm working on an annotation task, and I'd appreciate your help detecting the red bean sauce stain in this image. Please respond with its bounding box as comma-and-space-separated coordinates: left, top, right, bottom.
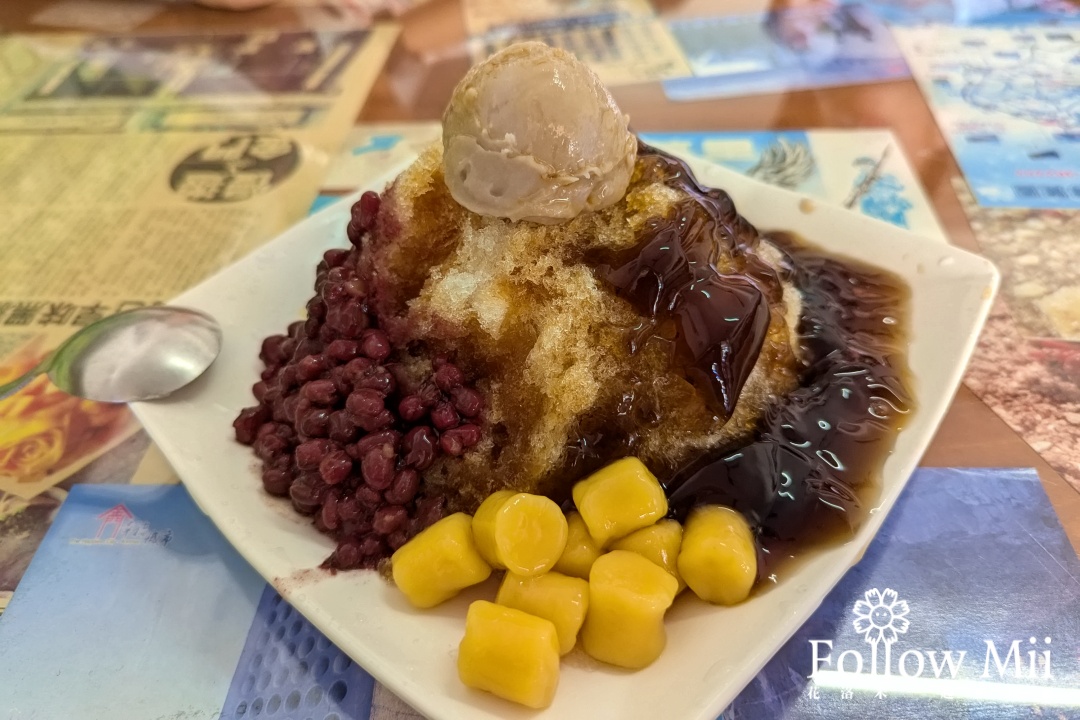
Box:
611, 144, 914, 565
272, 567, 327, 598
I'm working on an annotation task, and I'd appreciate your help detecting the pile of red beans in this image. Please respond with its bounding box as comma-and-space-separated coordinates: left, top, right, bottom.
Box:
233, 192, 484, 570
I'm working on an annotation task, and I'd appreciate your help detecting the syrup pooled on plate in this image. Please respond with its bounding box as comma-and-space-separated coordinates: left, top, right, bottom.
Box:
597, 144, 913, 550
662, 235, 912, 544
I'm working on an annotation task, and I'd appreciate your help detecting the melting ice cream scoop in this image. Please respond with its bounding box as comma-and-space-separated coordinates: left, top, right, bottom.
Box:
442, 41, 636, 224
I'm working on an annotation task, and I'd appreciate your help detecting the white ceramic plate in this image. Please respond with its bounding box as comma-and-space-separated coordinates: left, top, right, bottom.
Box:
133, 151, 998, 720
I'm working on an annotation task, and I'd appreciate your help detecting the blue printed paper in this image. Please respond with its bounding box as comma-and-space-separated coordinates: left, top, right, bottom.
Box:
0, 485, 265, 719
2, 470, 1077, 719
895, 25, 1080, 209
723, 468, 1080, 718
639, 130, 945, 238
853, 0, 1078, 25
643, 130, 825, 195
664, 4, 909, 101
220, 586, 375, 720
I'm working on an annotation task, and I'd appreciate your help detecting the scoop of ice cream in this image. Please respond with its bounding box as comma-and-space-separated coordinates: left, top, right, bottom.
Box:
442, 42, 636, 224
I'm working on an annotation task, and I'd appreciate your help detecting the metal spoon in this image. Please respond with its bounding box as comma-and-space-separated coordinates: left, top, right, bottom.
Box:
0, 306, 222, 403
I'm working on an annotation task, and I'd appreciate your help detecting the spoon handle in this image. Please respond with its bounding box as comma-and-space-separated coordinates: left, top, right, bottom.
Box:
0, 358, 50, 400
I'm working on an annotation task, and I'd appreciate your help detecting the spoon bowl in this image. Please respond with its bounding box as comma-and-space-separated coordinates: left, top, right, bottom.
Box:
0, 307, 222, 404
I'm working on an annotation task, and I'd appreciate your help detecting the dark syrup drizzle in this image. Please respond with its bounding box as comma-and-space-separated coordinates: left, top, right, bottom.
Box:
663, 236, 912, 541
605, 143, 913, 548
601, 146, 781, 419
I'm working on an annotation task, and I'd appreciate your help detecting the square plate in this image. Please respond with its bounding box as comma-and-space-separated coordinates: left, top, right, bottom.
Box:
133, 151, 998, 720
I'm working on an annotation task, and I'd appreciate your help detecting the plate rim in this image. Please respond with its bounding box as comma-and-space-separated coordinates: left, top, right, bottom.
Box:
133, 153, 999, 720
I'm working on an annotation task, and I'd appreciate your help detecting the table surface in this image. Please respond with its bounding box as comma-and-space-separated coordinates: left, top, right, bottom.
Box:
1, 0, 1076, 552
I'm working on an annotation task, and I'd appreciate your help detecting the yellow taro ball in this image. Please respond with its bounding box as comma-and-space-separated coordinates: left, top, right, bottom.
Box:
611, 518, 685, 592
580, 550, 678, 669
497, 571, 589, 655
472, 491, 568, 576
572, 457, 667, 547
677, 505, 757, 606
552, 511, 603, 580
471, 491, 515, 567
458, 600, 560, 709
391, 513, 491, 609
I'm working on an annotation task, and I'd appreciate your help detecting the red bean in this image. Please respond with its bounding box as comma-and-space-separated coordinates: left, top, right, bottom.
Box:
282, 394, 303, 424
440, 424, 481, 456
251, 381, 270, 404
430, 402, 460, 430
260, 335, 292, 366
418, 382, 441, 408
356, 409, 394, 433
296, 354, 329, 382
355, 485, 382, 508
434, 363, 464, 392
319, 450, 353, 485
356, 367, 396, 396
293, 338, 323, 360
450, 386, 484, 418
233, 406, 269, 445
277, 365, 299, 392
357, 191, 380, 230
255, 433, 289, 462
323, 248, 350, 268
342, 519, 373, 538
337, 496, 362, 524
387, 531, 408, 550
414, 495, 446, 531
349, 430, 401, 458
332, 541, 363, 569
346, 388, 384, 417
358, 533, 384, 557
344, 277, 367, 298
327, 411, 359, 444
319, 493, 341, 530
343, 357, 374, 385
360, 329, 391, 362
257, 422, 294, 443
262, 461, 293, 496
297, 408, 331, 438
327, 339, 360, 363
361, 444, 396, 490
304, 317, 321, 339
328, 366, 353, 396
318, 323, 338, 344
270, 392, 289, 423
322, 281, 349, 306
346, 220, 364, 247
306, 297, 327, 321
289, 475, 327, 515
373, 505, 408, 535
301, 379, 338, 406
384, 468, 419, 505
295, 439, 333, 469
326, 266, 352, 285
325, 299, 369, 338
397, 395, 426, 423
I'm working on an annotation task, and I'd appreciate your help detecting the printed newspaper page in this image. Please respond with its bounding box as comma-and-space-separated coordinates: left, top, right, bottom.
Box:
0, 26, 398, 500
